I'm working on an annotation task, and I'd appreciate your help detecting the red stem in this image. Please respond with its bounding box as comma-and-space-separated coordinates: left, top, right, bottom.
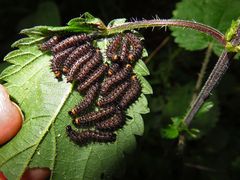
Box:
108, 19, 226, 45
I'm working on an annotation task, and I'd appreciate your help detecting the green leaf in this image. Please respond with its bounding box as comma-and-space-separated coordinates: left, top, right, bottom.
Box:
20, 12, 101, 38
225, 17, 240, 53
11, 37, 45, 48
161, 125, 179, 139
225, 18, 240, 41
161, 117, 181, 139
0, 62, 11, 74
196, 101, 214, 115
0, 16, 152, 179
67, 12, 106, 30
161, 82, 219, 138
20, 25, 96, 38
133, 59, 150, 76
192, 95, 219, 138
161, 116, 200, 139
171, 0, 240, 55
107, 18, 127, 27
137, 75, 153, 95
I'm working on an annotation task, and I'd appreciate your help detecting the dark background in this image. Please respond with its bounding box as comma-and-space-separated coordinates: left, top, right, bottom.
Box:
1, 0, 240, 179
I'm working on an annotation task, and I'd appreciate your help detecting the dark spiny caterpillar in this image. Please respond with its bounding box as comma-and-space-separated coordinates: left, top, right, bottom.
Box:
74, 106, 116, 127
66, 125, 116, 145
40, 35, 62, 51
108, 63, 120, 76
97, 80, 130, 107
125, 33, 143, 62
75, 49, 103, 82
119, 75, 142, 110
106, 32, 143, 63
51, 47, 76, 79
39, 30, 146, 146
100, 64, 132, 95
63, 43, 92, 74
119, 37, 130, 63
52, 34, 92, 53
96, 109, 125, 132
66, 50, 94, 82
69, 82, 100, 116
77, 63, 108, 92
106, 34, 123, 61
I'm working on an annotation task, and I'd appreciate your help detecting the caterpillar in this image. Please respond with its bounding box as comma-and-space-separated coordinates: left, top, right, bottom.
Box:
40, 35, 62, 51
77, 63, 108, 92
66, 125, 116, 145
50, 47, 76, 79
119, 37, 130, 63
125, 33, 143, 62
119, 75, 142, 110
96, 110, 125, 131
51, 34, 92, 53
75, 49, 103, 82
108, 63, 120, 76
74, 106, 116, 127
63, 43, 92, 74
69, 82, 100, 116
39, 31, 146, 146
66, 50, 94, 83
100, 64, 132, 95
97, 80, 130, 107
106, 34, 123, 61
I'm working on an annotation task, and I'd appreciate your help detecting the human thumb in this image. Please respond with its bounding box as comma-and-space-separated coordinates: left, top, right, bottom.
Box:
0, 84, 23, 145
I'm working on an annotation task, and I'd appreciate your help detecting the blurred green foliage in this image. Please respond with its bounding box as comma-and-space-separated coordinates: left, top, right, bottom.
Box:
0, 0, 240, 179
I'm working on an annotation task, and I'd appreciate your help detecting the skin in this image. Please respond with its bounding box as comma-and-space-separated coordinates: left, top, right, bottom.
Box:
0, 85, 23, 145
0, 171, 7, 180
21, 168, 51, 180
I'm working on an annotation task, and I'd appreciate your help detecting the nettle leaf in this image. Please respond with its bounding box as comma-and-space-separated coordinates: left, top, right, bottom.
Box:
67, 12, 106, 30
171, 0, 240, 55
0, 17, 152, 179
161, 117, 182, 139
107, 18, 127, 28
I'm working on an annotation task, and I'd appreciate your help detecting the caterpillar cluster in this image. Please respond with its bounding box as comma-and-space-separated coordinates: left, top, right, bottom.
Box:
40, 32, 143, 146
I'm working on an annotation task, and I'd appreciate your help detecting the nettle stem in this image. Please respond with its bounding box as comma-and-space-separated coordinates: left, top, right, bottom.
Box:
106, 19, 226, 45
190, 44, 213, 109
184, 50, 232, 125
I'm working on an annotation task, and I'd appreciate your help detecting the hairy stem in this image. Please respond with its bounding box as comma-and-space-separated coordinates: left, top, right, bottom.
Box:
105, 19, 226, 45
191, 43, 213, 103
177, 44, 213, 152
184, 50, 232, 125
183, 26, 240, 126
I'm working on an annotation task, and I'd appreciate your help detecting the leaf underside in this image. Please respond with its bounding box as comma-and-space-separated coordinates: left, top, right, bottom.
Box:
0, 14, 152, 180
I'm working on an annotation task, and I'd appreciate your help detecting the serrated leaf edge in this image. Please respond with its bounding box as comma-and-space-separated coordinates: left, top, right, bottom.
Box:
0, 84, 73, 179
1, 50, 46, 80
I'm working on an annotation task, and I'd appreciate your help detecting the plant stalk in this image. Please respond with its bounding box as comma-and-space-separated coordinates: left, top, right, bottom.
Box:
191, 43, 213, 104
106, 19, 226, 45
183, 26, 240, 126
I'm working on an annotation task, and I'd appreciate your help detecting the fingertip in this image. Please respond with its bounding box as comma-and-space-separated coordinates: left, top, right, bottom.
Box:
0, 84, 24, 145
21, 168, 51, 180
0, 171, 7, 180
